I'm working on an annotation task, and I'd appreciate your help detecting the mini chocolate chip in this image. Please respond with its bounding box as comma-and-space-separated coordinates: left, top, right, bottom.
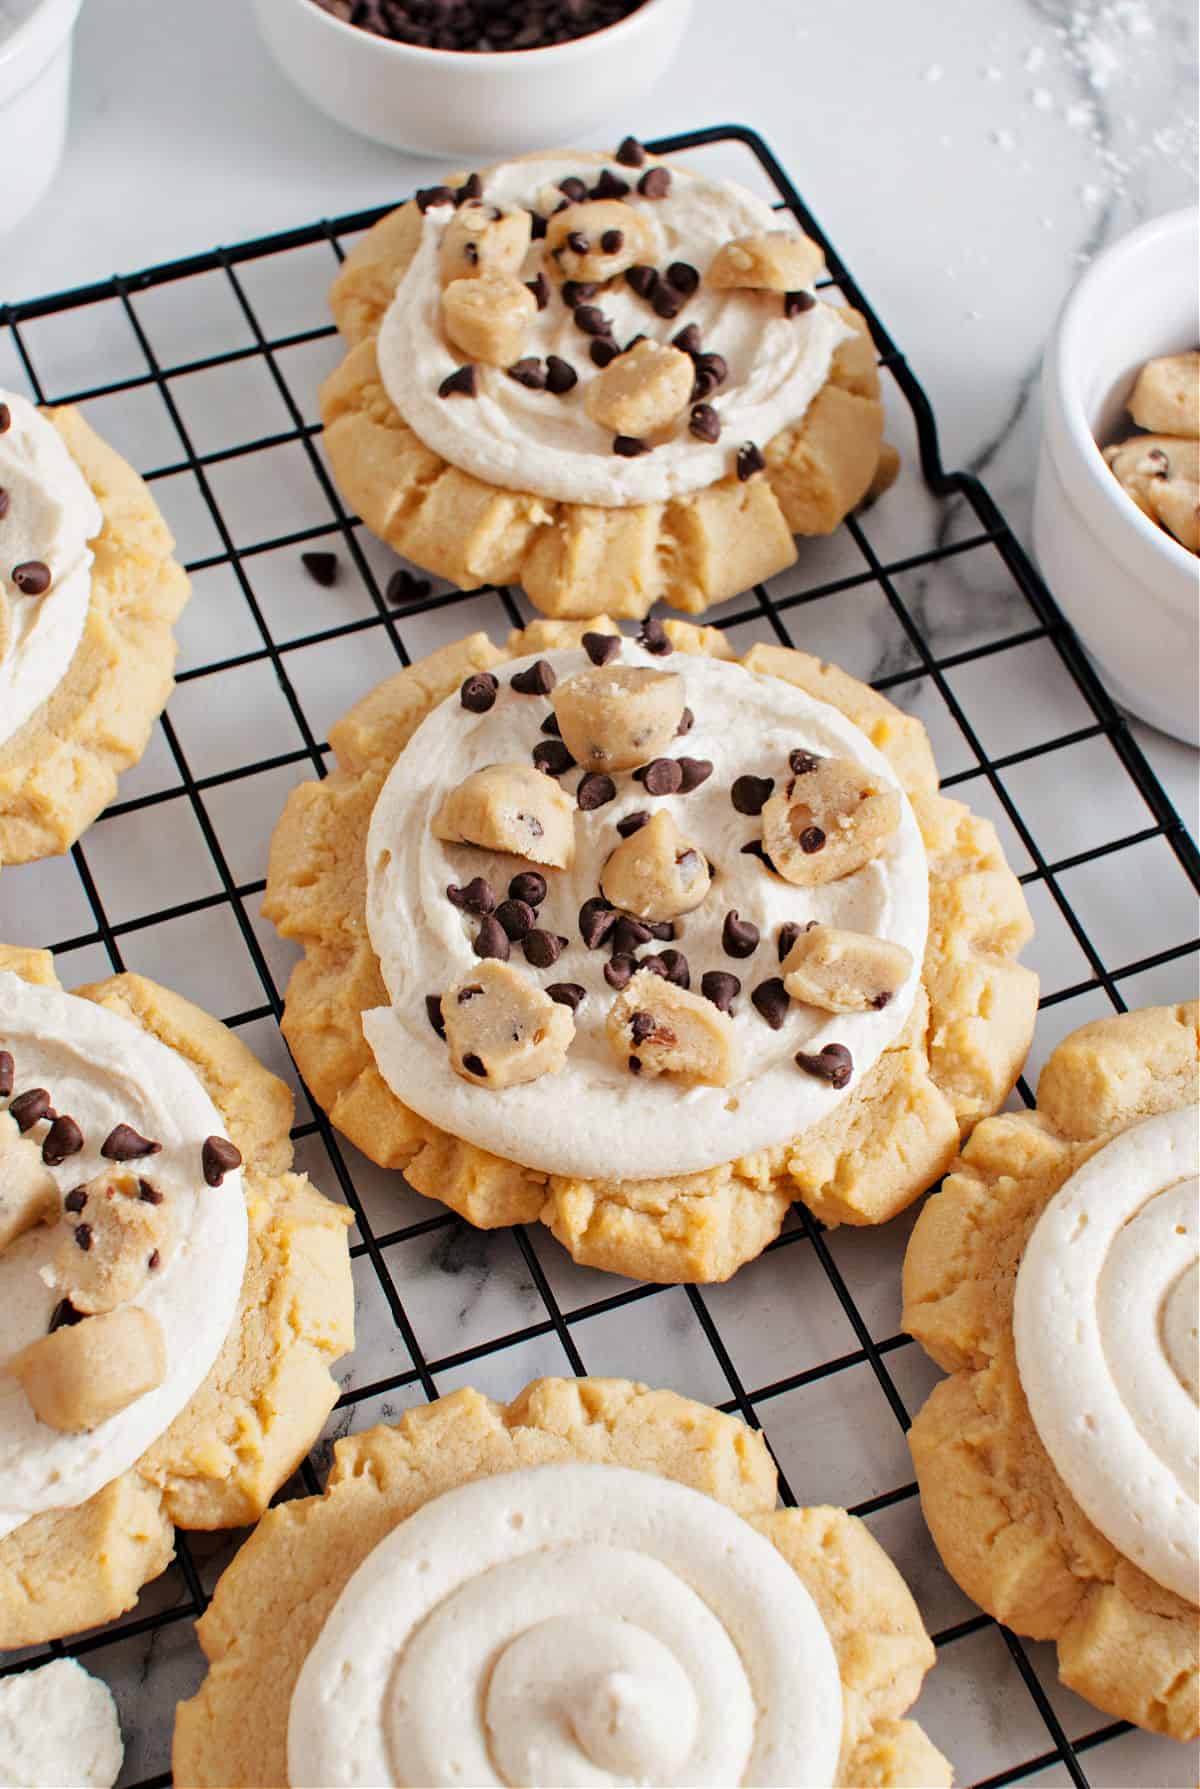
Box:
495, 899, 535, 941
545, 355, 578, 395
463, 1052, 487, 1078
385, 568, 431, 606
651, 286, 682, 319
416, 184, 455, 212
616, 809, 650, 837
508, 871, 547, 908
459, 670, 498, 712
677, 757, 713, 792
74, 1222, 94, 1252
616, 135, 647, 167
530, 213, 548, 240
9, 1088, 50, 1131
583, 631, 620, 666
526, 272, 551, 309
452, 172, 482, 204
722, 910, 760, 959
800, 826, 827, 854
438, 364, 478, 399
12, 561, 51, 596
644, 918, 677, 941
511, 659, 557, 695
580, 897, 617, 949
638, 954, 669, 979
672, 322, 702, 355
63, 1186, 87, 1214
660, 949, 690, 988
507, 356, 547, 389
42, 1115, 84, 1166
666, 260, 699, 296
558, 176, 588, 201
751, 978, 790, 1029
523, 928, 563, 968
638, 617, 672, 656
741, 839, 778, 871
629, 1055, 642, 1074
148, 1249, 162, 1271
871, 991, 893, 1010
457, 985, 484, 1004
577, 771, 616, 810
625, 264, 659, 299
540, 713, 561, 737
49, 1299, 85, 1333
138, 1179, 164, 1205
638, 167, 671, 199
474, 916, 511, 961
636, 757, 683, 795
613, 434, 649, 457
0, 403, 10, 434
701, 970, 740, 1013
101, 1123, 161, 1162
601, 229, 624, 253
533, 738, 576, 776
562, 280, 599, 308
676, 707, 694, 736
691, 367, 720, 403
736, 441, 766, 481
590, 338, 621, 368
730, 774, 775, 815
300, 550, 338, 587
0, 1051, 13, 1098
0, 490, 8, 519
795, 1043, 854, 1089
590, 168, 630, 200
689, 403, 720, 442
777, 921, 804, 962
447, 876, 497, 915
696, 350, 727, 387
202, 1144, 241, 1187
784, 289, 817, 318
605, 953, 637, 989
630, 1010, 656, 1043
611, 916, 651, 956
789, 749, 822, 775
567, 230, 590, 254
547, 982, 587, 1010
574, 305, 612, 337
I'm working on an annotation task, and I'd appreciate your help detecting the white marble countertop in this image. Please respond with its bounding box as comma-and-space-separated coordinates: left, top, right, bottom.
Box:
0, 4, 1197, 1787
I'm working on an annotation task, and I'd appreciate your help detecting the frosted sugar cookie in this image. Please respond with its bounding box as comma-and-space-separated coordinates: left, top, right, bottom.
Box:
264, 614, 1037, 1283
0, 392, 190, 863
174, 1376, 952, 1788
0, 944, 354, 1648
320, 142, 896, 620
903, 1001, 1200, 1738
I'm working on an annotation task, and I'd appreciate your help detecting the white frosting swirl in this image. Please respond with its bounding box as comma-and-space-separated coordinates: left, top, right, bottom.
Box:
376, 155, 851, 508
0, 1658, 123, 1789
0, 391, 102, 749
364, 642, 927, 1182
0, 971, 248, 1538
287, 1463, 843, 1788
1014, 1105, 1200, 1603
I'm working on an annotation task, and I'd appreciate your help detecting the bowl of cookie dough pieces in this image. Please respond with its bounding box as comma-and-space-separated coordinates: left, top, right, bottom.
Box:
1035, 207, 1199, 746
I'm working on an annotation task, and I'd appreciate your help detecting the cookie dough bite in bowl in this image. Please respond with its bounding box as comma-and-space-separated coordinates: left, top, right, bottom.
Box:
902, 1001, 1200, 1739
0, 944, 354, 1649
0, 392, 191, 863
263, 613, 1038, 1285
174, 1375, 952, 1789
319, 141, 898, 623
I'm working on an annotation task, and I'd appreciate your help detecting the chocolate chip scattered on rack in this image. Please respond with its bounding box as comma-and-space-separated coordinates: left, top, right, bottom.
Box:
386, 568, 432, 605
300, 551, 338, 588
202, 1135, 242, 1187
101, 1123, 162, 1162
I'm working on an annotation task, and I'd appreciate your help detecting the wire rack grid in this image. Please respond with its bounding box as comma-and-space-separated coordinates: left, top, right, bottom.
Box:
0, 124, 1196, 1789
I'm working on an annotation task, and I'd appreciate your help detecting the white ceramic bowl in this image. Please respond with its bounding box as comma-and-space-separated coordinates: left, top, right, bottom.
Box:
0, 0, 81, 235
1034, 208, 1200, 746
253, 0, 692, 160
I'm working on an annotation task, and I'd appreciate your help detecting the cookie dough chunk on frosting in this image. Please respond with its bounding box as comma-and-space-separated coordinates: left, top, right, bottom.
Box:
904, 1002, 1199, 1738
551, 662, 685, 770
441, 961, 574, 1088
0, 1112, 58, 1250
600, 807, 711, 919
439, 201, 532, 285
545, 198, 655, 282
782, 924, 913, 1014
10, 1305, 168, 1434
708, 230, 825, 292
44, 1167, 174, 1314
174, 1378, 951, 1789
584, 339, 694, 437
433, 762, 575, 868
607, 970, 736, 1084
762, 752, 901, 886
442, 272, 537, 367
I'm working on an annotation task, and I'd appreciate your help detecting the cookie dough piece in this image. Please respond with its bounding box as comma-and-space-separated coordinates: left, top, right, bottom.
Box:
441, 961, 575, 1088
584, 341, 694, 438
599, 808, 711, 920
442, 273, 537, 368
761, 754, 901, 886
551, 664, 685, 770
439, 203, 532, 286
0, 1110, 58, 1251
433, 763, 576, 869
1127, 351, 1200, 439
1148, 476, 1200, 553
607, 971, 736, 1085
707, 231, 824, 292
10, 1306, 167, 1434
0, 1657, 124, 1789
782, 925, 914, 1013
45, 1169, 173, 1314
546, 199, 655, 283
1103, 434, 1200, 519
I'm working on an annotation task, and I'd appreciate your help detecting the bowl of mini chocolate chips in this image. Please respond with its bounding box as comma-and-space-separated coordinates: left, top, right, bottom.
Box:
255, 0, 692, 158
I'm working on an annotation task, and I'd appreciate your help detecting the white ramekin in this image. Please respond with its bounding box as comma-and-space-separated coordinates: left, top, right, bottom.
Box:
0, 0, 82, 235
253, 0, 692, 160
1034, 208, 1200, 746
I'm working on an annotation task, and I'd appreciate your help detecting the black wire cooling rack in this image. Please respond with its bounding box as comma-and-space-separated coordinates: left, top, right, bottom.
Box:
1, 125, 1197, 1789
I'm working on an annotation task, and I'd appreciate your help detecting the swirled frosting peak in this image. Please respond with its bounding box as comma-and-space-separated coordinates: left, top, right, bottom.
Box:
287, 1463, 844, 1787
